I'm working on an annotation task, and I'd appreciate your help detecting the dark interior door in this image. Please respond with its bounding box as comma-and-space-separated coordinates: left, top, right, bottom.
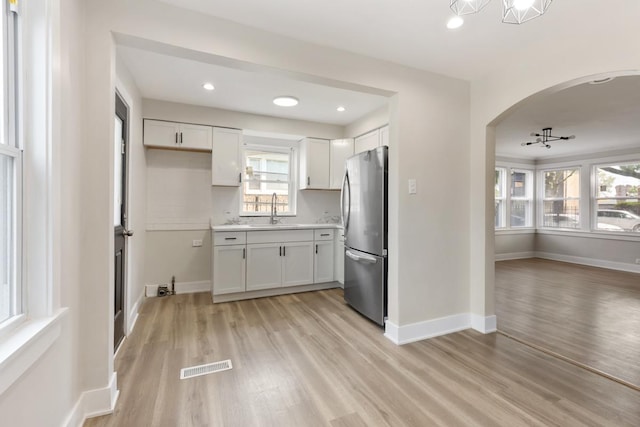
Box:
114, 93, 129, 351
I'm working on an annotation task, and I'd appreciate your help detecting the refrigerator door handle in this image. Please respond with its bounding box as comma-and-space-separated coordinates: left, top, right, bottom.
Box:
345, 250, 377, 264
341, 170, 351, 230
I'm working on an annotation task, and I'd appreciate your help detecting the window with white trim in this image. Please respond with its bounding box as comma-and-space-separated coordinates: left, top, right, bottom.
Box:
510, 169, 533, 228
495, 166, 534, 229
495, 167, 506, 228
1, 0, 21, 327
240, 146, 296, 216
541, 168, 580, 229
594, 162, 640, 232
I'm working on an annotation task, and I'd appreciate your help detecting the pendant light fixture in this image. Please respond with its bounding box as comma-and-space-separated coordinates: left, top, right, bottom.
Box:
449, 0, 491, 16
449, 0, 553, 24
521, 127, 575, 149
502, 0, 553, 24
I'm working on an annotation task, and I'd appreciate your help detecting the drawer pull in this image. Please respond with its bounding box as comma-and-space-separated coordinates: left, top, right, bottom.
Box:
320, 233, 330, 237
224, 237, 237, 240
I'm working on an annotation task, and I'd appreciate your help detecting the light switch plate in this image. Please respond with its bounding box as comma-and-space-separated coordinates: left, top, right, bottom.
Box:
192, 239, 203, 247
408, 178, 417, 195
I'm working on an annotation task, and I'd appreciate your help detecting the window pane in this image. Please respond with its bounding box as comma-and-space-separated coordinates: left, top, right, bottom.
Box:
495, 200, 505, 228
542, 201, 579, 228
510, 200, 531, 228
595, 163, 640, 232
511, 171, 527, 198
495, 168, 504, 198
242, 148, 292, 215
1, 154, 15, 323
544, 169, 579, 198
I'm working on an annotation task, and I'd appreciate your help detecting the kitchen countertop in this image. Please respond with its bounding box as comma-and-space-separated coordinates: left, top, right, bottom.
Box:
212, 223, 342, 232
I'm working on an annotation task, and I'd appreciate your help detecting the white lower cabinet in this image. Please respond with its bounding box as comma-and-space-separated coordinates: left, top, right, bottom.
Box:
334, 230, 344, 285
246, 243, 283, 291
212, 244, 246, 295
314, 241, 334, 283
212, 228, 337, 299
246, 241, 314, 290
282, 242, 314, 287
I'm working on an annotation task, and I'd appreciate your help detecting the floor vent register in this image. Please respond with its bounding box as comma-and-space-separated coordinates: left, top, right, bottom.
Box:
180, 360, 233, 380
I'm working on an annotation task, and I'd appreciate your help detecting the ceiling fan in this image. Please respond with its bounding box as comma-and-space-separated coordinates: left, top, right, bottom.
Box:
521, 127, 576, 149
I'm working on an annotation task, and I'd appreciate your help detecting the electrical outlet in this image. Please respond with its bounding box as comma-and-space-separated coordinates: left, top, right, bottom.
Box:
192, 239, 203, 247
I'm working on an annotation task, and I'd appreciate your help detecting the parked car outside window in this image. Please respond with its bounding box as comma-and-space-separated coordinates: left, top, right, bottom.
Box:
597, 209, 640, 232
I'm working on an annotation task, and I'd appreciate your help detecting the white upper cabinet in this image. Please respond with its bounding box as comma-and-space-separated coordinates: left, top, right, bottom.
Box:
354, 125, 389, 154
379, 125, 389, 147
354, 129, 380, 154
143, 119, 212, 151
329, 138, 354, 190
299, 137, 330, 190
212, 127, 242, 187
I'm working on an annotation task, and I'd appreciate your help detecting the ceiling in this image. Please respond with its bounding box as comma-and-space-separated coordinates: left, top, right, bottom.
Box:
117, 45, 388, 126
123, 1, 639, 157
495, 76, 640, 160
154, 0, 617, 81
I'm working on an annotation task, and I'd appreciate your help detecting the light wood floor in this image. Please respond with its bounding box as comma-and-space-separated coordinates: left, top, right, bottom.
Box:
86, 289, 640, 427
496, 258, 640, 388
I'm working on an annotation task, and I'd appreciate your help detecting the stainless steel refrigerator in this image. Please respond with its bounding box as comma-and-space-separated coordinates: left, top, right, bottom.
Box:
341, 146, 388, 326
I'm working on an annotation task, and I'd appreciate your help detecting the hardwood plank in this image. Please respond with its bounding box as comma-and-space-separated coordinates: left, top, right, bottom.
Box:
496, 258, 640, 388
85, 290, 640, 427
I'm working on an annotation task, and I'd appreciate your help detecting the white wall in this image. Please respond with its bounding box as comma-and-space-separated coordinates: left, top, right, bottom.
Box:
344, 105, 389, 138
471, 2, 640, 319
116, 57, 146, 333
495, 233, 536, 259
0, 0, 85, 424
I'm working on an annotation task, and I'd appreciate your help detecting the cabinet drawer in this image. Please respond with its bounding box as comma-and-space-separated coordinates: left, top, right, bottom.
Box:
214, 231, 247, 246
314, 229, 335, 241
247, 229, 314, 244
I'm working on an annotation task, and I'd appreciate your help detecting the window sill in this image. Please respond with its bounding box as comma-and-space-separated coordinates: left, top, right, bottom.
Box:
0, 308, 68, 395
536, 228, 640, 242
495, 228, 536, 235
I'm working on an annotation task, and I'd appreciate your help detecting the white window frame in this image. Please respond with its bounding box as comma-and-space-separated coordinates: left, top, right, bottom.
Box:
495, 164, 535, 230
0, 0, 23, 333
240, 144, 297, 216
495, 167, 507, 229
592, 161, 640, 233
539, 167, 581, 230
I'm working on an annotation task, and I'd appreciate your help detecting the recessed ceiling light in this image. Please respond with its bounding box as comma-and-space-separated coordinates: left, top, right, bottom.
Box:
203, 82, 215, 91
447, 16, 464, 29
337, 106, 346, 112
273, 96, 299, 107
589, 77, 616, 85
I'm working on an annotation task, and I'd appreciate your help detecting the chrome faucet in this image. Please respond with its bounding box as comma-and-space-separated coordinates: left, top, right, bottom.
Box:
270, 192, 278, 224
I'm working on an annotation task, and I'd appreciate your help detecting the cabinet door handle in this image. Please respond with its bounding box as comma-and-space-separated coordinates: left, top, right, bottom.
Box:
321, 233, 330, 237
180, 132, 183, 144
175, 132, 178, 144
283, 246, 286, 256
307, 176, 310, 186
279, 246, 282, 256
224, 237, 237, 240
315, 244, 318, 254
243, 248, 246, 259
238, 172, 242, 183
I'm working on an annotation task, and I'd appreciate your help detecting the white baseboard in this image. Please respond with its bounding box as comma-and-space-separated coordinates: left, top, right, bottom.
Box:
536, 252, 640, 273
64, 372, 119, 427
471, 314, 497, 333
127, 292, 144, 334
495, 251, 535, 261
145, 280, 211, 297
384, 313, 472, 345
